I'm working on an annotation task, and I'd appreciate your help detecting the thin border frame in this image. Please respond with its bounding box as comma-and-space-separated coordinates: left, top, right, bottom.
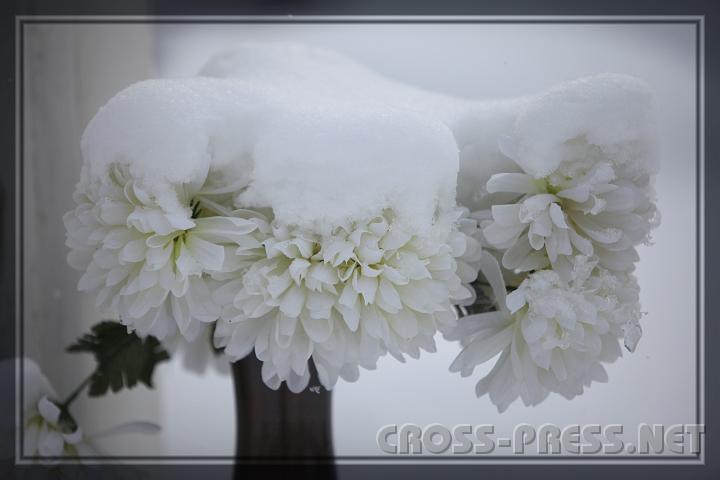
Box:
13, 14, 705, 466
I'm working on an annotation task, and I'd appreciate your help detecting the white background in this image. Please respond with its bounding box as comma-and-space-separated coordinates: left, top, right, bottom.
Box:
23, 21, 698, 458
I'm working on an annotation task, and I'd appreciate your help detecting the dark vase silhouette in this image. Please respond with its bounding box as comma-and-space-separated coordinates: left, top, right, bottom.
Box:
232, 355, 337, 478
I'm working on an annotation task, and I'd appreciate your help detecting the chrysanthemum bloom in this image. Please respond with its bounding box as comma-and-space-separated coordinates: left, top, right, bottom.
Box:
20, 358, 159, 461
64, 164, 266, 340
446, 253, 641, 412
481, 137, 658, 278
22, 360, 89, 460
24, 396, 90, 460
213, 209, 483, 392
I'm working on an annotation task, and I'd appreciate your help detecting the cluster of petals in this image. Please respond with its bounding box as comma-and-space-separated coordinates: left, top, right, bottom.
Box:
447, 253, 642, 412
64, 164, 267, 340
480, 138, 658, 279
213, 209, 483, 391
65, 165, 485, 392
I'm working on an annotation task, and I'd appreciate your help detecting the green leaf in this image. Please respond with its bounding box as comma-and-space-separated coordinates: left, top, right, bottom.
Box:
66, 321, 170, 397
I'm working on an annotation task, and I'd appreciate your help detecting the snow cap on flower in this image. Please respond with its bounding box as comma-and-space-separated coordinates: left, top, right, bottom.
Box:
502, 73, 656, 178
446, 254, 641, 412
81, 74, 461, 235
71, 68, 467, 345
80, 78, 262, 188
236, 105, 460, 233
479, 75, 658, 277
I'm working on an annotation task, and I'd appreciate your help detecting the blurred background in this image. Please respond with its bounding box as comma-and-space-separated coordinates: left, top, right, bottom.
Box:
21, 21, 698, 459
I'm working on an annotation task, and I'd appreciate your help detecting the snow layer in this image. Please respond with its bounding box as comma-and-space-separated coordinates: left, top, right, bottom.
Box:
241, 106, 458, 230
503, 73, 655, 178
198, 44, 655, 211
199, 43, 464, 121
80, 78, 263, 213
450, 73, 655, 210
80, 75, 459, 230
80, 43, 654, 227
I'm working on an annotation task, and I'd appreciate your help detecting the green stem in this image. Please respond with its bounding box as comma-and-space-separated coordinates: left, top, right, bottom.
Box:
59, 373, 93, 410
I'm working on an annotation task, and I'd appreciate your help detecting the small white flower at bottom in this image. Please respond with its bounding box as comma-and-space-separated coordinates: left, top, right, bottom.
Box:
19, 358, 160, 463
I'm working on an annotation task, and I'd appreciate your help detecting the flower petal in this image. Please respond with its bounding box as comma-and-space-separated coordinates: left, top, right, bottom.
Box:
487, 173, 541, 195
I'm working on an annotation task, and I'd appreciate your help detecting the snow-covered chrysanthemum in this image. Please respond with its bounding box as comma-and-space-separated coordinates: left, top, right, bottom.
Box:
446, 253, 641, 412
20, 358, 159, 462
481, 138, 658, 278
214, 209, 483, 392
64, 164, 265, 340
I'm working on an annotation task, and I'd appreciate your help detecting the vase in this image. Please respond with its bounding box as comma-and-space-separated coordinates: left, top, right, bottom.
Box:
231, 355, 336, 476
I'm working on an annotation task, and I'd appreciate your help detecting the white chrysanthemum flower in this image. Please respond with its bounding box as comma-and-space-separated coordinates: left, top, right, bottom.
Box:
447, 253, 641, 412
481, 138, 658, 278
214, 209, 483, 392
24, 395, 92, 460
20, 358, 159, 462
64, 164, 265, 340
22, 360, 90, 460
